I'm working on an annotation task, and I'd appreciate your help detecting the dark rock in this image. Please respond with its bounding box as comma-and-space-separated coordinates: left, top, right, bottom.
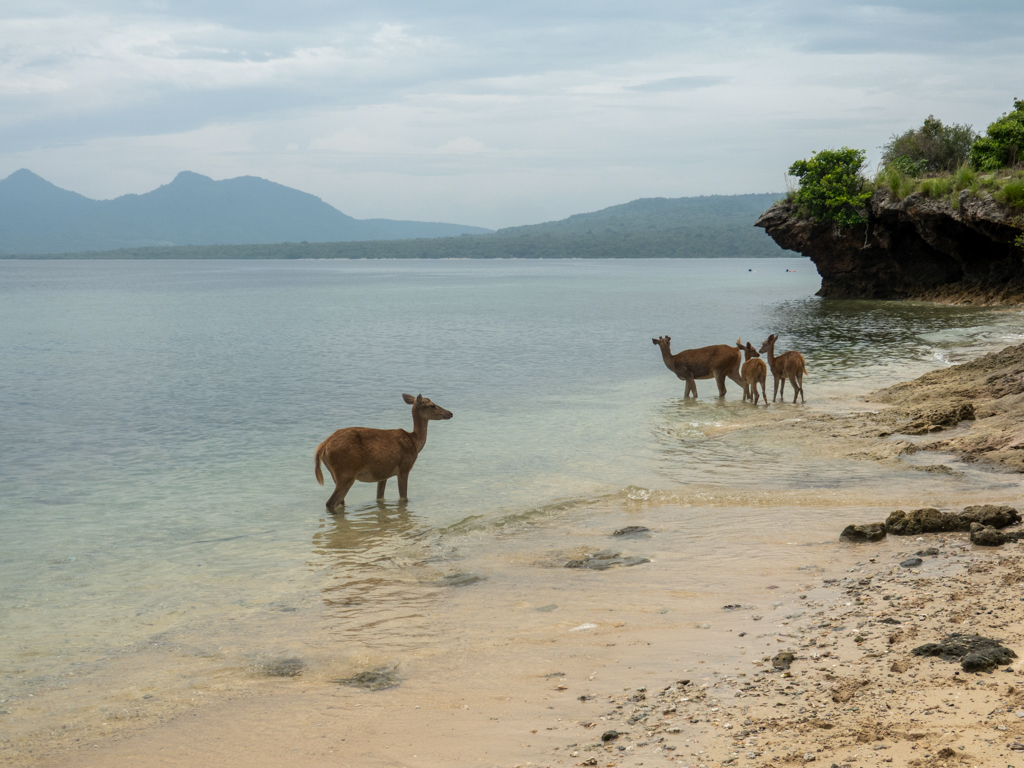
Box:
840, 523, 887, 543
911, 633, 1017, 672
886, 506, 1021, 536
772, 651, 796, 670
886, 508, 962, 535
565, 549, 650, 570
962, 647, 1017, 672
613, 526, 650, 537
880, 617, 902, 625
754, 192, 1024, 302
900, 557, 923, 568
333, 665, 400, 690
970, 522, 1007, 547
961, 505, 1021, 528
601, 730, 620, 742
915, 548, 940, 556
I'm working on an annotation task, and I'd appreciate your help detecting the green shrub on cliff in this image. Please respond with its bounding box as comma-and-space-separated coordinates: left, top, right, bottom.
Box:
971, 99, 1024, 170
882, 115, 976, 174
998, 179, 1024, 211
787, 148, 870, 226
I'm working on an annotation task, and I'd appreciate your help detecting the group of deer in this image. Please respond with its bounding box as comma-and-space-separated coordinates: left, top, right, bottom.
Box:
313, 337, 806, 511
652, 333, 807, 405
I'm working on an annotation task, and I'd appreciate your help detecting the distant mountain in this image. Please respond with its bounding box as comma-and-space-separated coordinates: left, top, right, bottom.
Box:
0, 170, 491, 254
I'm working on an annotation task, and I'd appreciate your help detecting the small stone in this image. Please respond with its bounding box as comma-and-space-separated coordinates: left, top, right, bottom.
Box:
803, 752, 816, 762
601, 730, 620, 742
900, 557, 923, 568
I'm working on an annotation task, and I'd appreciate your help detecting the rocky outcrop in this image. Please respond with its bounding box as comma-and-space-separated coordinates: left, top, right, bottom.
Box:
756, 190, 1024, 303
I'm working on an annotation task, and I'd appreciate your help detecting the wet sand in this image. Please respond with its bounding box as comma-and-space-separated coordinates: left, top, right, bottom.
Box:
10, 344, 1024, 768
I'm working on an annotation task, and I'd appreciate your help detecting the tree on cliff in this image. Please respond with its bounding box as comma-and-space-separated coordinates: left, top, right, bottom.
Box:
881, 115, 976, 175
787, 148, 870, 227
971, 99, 1024, 171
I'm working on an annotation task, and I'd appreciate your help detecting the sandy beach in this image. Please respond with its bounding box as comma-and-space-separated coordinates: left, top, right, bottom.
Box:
9, 342, 1024, 768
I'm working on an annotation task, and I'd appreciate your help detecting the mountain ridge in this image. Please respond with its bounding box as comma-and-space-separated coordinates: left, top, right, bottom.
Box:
0, 170, 492, 254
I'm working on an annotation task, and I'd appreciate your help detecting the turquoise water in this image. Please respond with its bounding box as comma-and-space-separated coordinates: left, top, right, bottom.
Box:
2, 257, 1023, 755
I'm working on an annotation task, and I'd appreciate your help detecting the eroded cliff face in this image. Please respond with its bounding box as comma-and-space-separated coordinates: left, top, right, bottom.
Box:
756, 190, 1024, 303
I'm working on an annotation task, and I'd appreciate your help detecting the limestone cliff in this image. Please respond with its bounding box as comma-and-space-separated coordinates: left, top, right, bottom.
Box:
755, 190, 1024, 303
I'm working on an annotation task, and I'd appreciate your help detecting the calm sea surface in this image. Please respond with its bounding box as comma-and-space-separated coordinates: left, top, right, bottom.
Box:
2, 258, 1023, 754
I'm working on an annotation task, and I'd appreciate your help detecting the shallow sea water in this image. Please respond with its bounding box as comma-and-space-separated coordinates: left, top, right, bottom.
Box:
2, 257, 1024, 759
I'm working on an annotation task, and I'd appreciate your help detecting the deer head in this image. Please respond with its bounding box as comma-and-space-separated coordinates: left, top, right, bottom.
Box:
758, 334, 778, 355
403, 393, 453, 420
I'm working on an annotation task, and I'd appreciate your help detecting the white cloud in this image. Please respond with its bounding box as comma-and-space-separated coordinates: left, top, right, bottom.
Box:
1, 1, 1022, 228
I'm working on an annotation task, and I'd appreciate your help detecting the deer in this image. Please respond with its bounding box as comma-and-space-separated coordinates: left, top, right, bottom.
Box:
652, 335, 743, 398
314, 394, 453, 511
736, 339, 768, 404
758, 334, 808, 403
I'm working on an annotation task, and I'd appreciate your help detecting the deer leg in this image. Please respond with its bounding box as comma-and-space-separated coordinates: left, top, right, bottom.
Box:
326, 475, 356, 512
377, 479, 388, 500
714, 371, 727, 397
772, 375, 781, 402
758, 379, 767, 404
397, 472, 410, 501
797, 372, 805, 403
684, 379, 697, 398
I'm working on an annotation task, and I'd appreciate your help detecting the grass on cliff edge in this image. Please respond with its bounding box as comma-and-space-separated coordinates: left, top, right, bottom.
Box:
874, 164, 1024, 211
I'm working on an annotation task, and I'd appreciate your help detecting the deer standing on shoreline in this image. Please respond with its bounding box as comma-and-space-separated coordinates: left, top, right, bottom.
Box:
652, 336, 743, 398
315, 394, 453, 511
736, 339, 768, 404
758, 334, 807, 403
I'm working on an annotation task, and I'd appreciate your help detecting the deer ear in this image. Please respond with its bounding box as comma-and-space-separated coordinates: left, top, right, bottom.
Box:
652, 338, 658, 345
416, 394, 424, 405
403, 393, 415, 404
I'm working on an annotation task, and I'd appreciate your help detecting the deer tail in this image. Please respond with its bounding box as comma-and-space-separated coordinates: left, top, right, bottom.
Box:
314, 441, 326, 485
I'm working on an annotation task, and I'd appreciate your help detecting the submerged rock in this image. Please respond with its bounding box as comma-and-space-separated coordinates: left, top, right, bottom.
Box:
334, 665, 401, 690
613, 526, 651, 537
912, 634, 1017, 672
565, 549, 650, 570
839, 523, 887, 543
434, 572, 487, 587
261, 657, 304, 677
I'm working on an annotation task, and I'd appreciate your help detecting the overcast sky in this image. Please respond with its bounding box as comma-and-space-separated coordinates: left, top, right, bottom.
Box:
1, 1, 1022, 229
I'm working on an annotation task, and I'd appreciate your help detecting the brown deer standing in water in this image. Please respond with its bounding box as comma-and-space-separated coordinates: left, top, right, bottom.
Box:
736, 339, 768, 404
315, 394, 453, 510
652, 336, 743, 397
758, 334, 807, 403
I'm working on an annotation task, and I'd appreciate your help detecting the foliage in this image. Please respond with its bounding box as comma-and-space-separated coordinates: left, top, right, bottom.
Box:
918, 176, 954, 200
970, 99, 1024, 171
882, 115, 976, 174
997, 179, 1024, 210
877, 164, 917, 200
787, 148, 871, 226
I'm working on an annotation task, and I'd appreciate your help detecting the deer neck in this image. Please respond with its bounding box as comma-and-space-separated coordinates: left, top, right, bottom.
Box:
658, 344, 677, 372
409, 410, 430, 454
765, 342, 778, 371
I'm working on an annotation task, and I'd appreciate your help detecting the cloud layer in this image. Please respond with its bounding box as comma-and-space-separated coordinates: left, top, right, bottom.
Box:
2, 1, 1022, 228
